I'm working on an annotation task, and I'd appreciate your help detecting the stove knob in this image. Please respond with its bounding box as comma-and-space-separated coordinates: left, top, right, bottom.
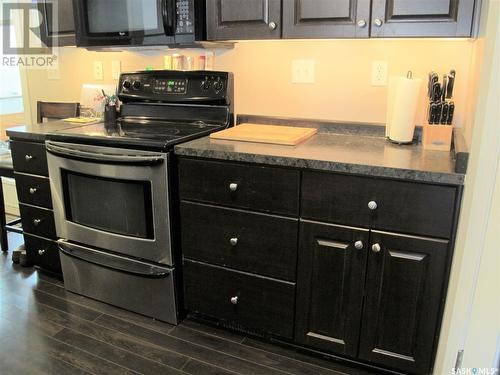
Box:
132, 81, 141, 90
122, 80, 131, 89
213, 81, 223, 92
201, 81, 211, 90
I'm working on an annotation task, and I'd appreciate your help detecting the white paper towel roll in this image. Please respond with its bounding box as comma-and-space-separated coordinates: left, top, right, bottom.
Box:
386, 75, 422, 143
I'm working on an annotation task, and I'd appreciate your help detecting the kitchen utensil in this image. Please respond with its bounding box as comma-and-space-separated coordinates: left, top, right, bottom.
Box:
441, 103, 449, 124
447, 102, 455, 124
446, 70, 456, 99
442, 75, 448, 101
210, 124, 317, 146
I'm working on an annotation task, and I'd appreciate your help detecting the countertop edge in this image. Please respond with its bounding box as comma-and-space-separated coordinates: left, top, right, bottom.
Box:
174, 146, 465, 186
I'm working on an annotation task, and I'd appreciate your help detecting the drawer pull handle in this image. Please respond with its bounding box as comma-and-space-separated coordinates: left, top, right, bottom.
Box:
229, 183, 238, 192
268, 21, 277, 30
354, 240, 364, 250
229, 237, 238, 246
29, 187, 37, 194
372, 243, 381, 253
368, 200, 378, 210
33, 219, 42, 226
25, 154, 34, 161
374, 18, 383, 27
230, 296, 238, 305
38, 249, 46, 256
357, 19, 367, 28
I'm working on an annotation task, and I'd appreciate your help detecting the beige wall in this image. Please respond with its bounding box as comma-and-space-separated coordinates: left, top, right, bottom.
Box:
24, 39, 477, 144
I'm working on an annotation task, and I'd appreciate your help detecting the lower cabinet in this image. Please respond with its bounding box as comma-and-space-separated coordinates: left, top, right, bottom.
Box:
295, 221, 449, 374
184, 259, 295, 339
295, 220, 369, 357
358, 230, 448, 374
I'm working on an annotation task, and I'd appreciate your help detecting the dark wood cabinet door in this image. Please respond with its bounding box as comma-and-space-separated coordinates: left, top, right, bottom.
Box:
371, 0, 476, 37
282, 0, 371, 38
38, 0, 76, 47
207, 0, 281, 40
295, 220, 369, 357
359, 230, 449, 374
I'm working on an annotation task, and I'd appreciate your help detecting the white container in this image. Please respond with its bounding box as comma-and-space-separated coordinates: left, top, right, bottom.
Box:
386, 75, 422, 143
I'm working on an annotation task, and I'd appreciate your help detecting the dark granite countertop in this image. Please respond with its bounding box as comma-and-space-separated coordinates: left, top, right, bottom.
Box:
175, 129, 465, 186
6, 120, 101, 142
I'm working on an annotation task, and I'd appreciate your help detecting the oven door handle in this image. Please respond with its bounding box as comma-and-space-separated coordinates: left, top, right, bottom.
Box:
58, 240, 172, 278
46, 141, 165, 165
161, 0, 176, 36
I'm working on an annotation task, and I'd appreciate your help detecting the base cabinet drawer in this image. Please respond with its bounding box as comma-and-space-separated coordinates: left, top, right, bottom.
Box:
24, 234, 61, 274
19, 204, 56, 239
11, 141, 49, 176
179, 158, 300, 216
184, 260, 295, 339
302, 171, 457, 238
181, 201, 298, 281
15, 173, 53, 209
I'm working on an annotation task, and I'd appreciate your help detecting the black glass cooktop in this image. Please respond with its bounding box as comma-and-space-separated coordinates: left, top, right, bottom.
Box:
49, 119, 224, 150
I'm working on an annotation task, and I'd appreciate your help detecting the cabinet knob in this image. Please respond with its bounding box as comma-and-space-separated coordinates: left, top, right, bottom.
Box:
357, 19, 367, 28
33, 218, 42, 226
354, 240, 364, 250
268, 21, 277, 30
229, 237, 238, 246
29, 187, 37, 194
368, 200, 378, 210
230, 296, 238, 305
38, 249, 45, 256
374, 18, 383, 27
372, 243, 381, 253
25, 154, 33, 161
229, 183, 238, 192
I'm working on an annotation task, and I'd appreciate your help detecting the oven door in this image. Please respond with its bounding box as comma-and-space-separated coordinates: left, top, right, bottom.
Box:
46, 141, 172, 265
73, 0, 176, 47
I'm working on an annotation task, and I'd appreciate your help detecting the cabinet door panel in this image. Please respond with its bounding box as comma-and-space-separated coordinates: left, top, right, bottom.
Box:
283, 0, 371, 38
359, 231, 449, 374
295, 220, 369, 357
207, 0, 281, 40
38, 0, 76, 46
371, 0, 476, 37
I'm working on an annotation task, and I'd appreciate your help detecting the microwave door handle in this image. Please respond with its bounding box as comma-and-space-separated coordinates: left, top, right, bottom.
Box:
58, 240, 171, 278
46, 142, 165, 165
161, 0, 176, 36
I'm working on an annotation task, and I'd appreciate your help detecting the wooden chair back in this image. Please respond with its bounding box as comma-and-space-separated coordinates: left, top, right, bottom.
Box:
37, 101, 80, 123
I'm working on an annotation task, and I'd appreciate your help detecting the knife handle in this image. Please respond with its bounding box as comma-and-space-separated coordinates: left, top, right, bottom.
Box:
441, 103, 449, 124
435, 103, 443, 124
447, 103, 455, 125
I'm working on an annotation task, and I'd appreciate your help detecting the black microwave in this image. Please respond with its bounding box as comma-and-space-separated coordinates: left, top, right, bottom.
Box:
73, 0, 206, 47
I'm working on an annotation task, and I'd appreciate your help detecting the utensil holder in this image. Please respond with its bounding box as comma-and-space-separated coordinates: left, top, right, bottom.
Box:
422, 123, 453, 151
104, 105, 117, 124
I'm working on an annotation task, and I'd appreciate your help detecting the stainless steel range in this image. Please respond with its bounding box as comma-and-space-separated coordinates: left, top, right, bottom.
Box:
45, 70, 233, 324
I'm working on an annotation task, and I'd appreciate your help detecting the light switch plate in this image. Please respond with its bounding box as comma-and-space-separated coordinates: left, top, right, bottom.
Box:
111, 60, 121, 80
93, 61, 103, 80
292, 59, 315, 84
371, 61, 388, 86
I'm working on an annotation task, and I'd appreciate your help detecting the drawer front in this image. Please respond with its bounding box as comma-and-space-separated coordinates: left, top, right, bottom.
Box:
19, 204, 56, 240
184, 260, 295, 339
179, 158, 300, 216
181, 201, 298, 281
15, 173, 53, 208
302, 172, 457, 239
11, 141, 48, 176
24, 234, 61, 274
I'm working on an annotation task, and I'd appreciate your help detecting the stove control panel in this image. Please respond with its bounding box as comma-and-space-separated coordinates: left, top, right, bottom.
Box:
118, 71, 232, 104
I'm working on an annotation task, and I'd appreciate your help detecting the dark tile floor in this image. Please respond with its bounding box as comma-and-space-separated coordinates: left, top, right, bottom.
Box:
0, 233, 380, 375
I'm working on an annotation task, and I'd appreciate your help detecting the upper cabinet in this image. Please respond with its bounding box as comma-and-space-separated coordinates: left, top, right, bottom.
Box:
207, 0, 282, 40
206, 0, 479, 40
282, 0, 371, 38
37, 0, 76, 47
370, 0, 477, 37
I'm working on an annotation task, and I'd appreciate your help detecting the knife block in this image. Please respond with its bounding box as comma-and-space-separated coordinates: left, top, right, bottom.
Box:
422, 123, 453, 151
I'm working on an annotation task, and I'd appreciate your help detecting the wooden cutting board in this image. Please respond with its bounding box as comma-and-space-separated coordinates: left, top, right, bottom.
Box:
210, 123, 317, 146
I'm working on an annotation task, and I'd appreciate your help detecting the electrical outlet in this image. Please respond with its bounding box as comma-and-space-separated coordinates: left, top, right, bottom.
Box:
292, 60, 315, 84
371, 61, 388, 86
111, 60, 121, 80
93, 61, 103, 80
